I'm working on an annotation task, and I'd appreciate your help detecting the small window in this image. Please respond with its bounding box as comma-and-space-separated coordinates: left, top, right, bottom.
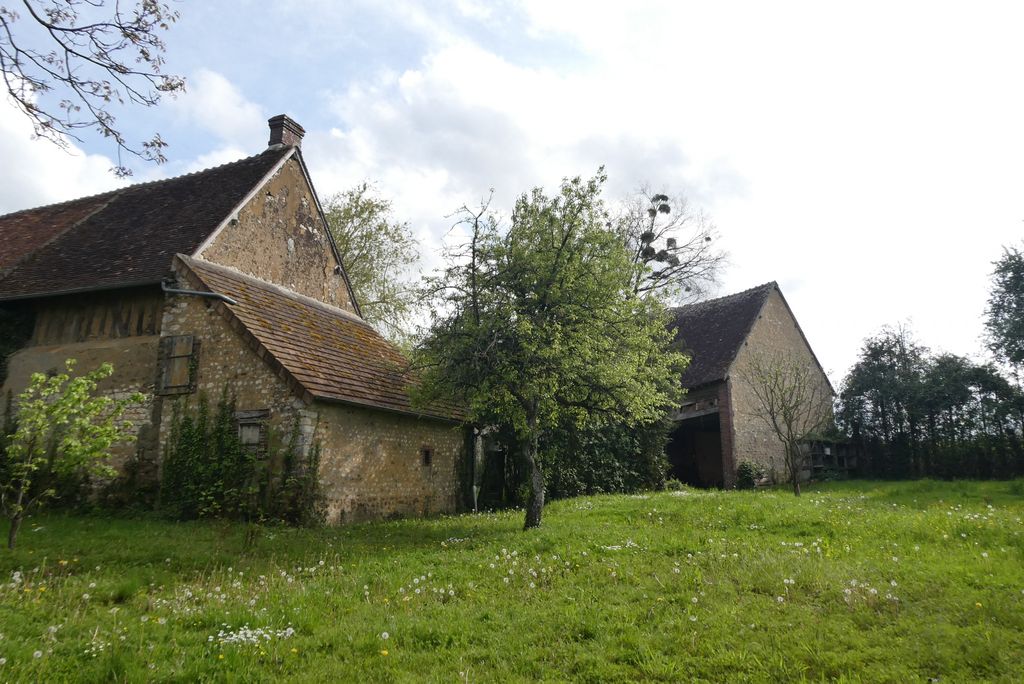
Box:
157, 335, 199, 395
236, 409, 270, 457
420, 446, 433, 467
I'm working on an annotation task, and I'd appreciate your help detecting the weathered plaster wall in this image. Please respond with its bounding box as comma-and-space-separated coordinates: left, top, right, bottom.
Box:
197, 157, 356, 313
315, 402, 464, 524
727, 289, 833, 481
0, 288, 166, 469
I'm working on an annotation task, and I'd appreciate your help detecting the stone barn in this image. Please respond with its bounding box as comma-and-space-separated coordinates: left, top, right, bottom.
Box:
666, 283, 834, 488
0, 115, 464, 524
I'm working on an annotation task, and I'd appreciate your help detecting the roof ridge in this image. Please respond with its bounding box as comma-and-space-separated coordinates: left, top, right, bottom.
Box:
179, 254, 370, 328
673, 281, 776, 313
0, 147, 291, 221
0, 186, 124, 221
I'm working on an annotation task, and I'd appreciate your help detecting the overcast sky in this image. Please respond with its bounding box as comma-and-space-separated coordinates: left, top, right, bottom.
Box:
1, 1, 1022, 384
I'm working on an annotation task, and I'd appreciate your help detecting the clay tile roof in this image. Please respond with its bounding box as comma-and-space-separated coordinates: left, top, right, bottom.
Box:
669, 282, 776, 389
177, 255, 460, 422
0, 148, 291, 301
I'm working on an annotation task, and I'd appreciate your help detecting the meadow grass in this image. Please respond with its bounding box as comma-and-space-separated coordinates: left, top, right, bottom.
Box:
0, 479, 1022, 682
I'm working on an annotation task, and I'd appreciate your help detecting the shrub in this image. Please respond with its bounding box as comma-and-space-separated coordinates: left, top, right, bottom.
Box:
736, 460, 766, 490
0, 360, 143, 548
541, 417, 671, 500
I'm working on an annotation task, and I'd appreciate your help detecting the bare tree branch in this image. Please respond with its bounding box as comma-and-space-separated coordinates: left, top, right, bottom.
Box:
0, 0, 185, 176
738, 351, 833, 495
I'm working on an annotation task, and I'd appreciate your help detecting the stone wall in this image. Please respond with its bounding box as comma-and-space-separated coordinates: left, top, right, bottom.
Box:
158, 291, 464, 524
315, 402, 464, 524
727, 289, 833, 481
156, 292, 307, 454
197, 157, 356, 313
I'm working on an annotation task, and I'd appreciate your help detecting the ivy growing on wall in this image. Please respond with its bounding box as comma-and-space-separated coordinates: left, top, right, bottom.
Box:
159, 393, 324, 525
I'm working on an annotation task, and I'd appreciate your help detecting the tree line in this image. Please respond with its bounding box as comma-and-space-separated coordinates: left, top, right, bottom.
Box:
838, 247, 1024, 479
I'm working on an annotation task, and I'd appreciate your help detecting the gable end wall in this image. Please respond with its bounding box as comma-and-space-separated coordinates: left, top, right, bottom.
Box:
728, 289, 833, 481
196, 157, 355, 313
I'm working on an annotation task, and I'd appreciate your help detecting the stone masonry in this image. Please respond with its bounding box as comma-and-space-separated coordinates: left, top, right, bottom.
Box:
198, 158, 356, 313
315, 402, 464, 524
0, 116, 465, 524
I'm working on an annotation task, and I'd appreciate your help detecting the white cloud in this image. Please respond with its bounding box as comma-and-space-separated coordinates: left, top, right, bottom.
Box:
169, 68, 266, 150
0, 99, 123, 214
4, 2, 1023, 384
303, 1, 1024, 382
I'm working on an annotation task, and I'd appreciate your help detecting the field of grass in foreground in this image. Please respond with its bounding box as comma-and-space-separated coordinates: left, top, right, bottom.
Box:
0, 480, 1022, 682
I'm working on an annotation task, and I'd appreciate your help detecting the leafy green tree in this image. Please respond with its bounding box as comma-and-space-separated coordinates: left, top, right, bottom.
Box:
415, 170, 688, 529
985, 246, 1024, 374
838, 325, 929, 477
839, 326, 1024, 479
323, 183, 420, 343
0, 360, 142, 548
0, 0, 185, 176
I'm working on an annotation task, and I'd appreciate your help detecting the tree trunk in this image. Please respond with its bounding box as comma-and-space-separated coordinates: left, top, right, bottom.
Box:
522, 407, 543, 530
7, 480, 27, 549
7, 514, 22, 550
789, 444, 801, 496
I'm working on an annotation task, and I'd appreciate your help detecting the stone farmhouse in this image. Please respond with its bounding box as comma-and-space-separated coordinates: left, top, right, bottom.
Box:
0, 115, 464, 524
666, 283, 836, 488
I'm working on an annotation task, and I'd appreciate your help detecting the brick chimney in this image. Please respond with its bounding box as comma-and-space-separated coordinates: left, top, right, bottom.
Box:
267, 114, 305, 148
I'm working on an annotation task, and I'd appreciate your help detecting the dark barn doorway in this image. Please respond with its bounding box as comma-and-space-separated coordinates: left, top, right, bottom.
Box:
667, 413, 724, 488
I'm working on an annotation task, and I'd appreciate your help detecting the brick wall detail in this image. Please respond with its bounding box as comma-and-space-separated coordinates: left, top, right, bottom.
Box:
156, 294, 306, 455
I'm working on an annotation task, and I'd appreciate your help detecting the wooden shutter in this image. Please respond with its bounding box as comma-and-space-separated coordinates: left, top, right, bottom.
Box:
157, 335, 199, 395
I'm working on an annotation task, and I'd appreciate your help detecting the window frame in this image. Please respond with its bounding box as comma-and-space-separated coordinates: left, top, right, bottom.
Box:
156, 334, 200, 395
236, 409, 270, 459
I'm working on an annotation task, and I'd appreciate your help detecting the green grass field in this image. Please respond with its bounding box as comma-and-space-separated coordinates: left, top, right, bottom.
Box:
0, 480, 1022, 682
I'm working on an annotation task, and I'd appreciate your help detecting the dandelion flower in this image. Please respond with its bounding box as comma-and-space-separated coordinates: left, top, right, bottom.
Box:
380, 649, 389, 656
